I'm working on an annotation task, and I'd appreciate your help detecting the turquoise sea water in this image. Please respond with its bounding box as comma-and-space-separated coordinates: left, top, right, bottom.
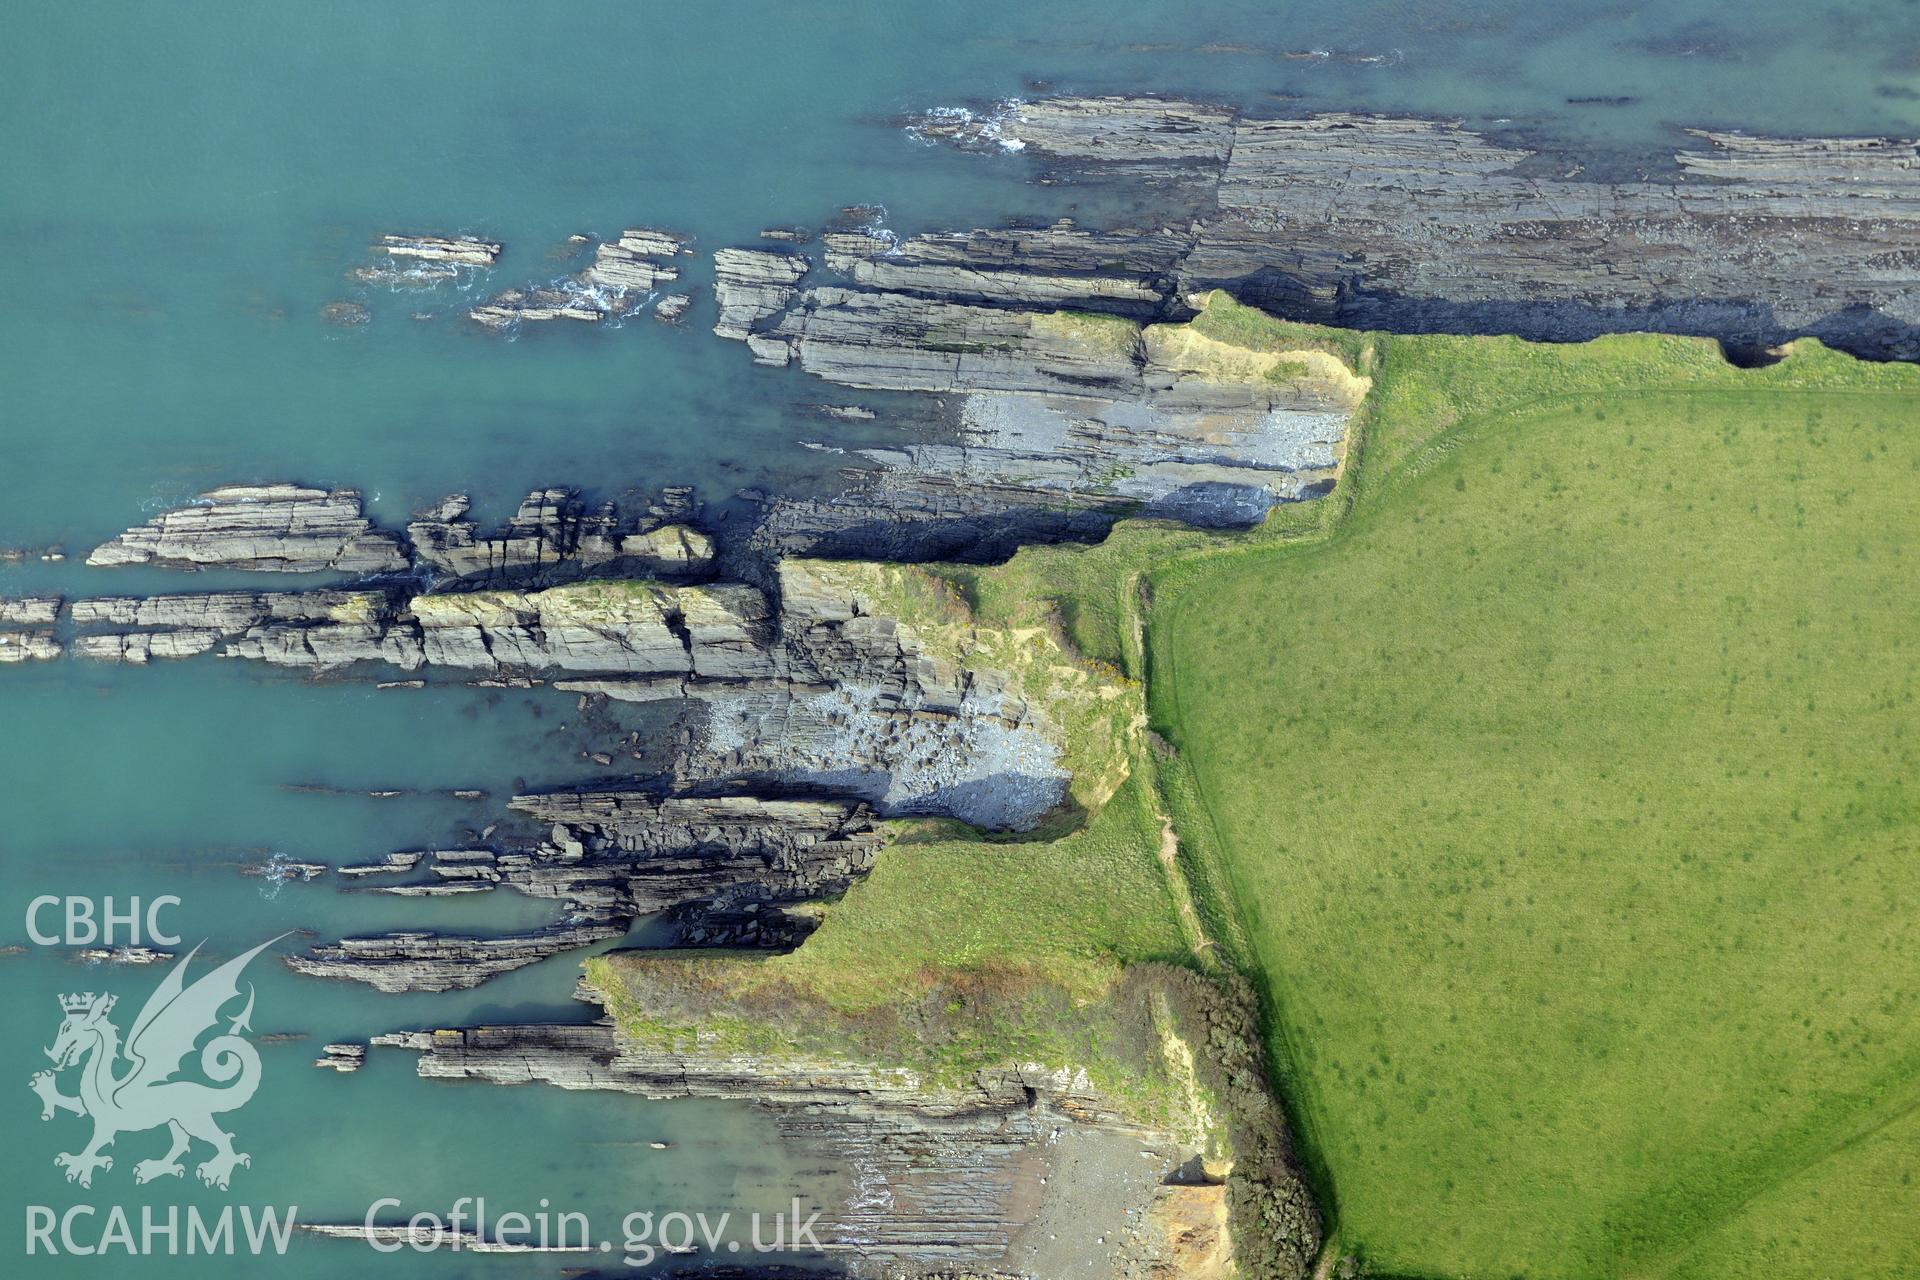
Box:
1, 2, 1915, 1275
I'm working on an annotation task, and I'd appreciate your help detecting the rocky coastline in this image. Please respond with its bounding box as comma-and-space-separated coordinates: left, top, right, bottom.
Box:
361, 961, 1309, 1280
20, 487, 1099, 1003
13, 90, 1916, 1280
905, 97, 1920, 361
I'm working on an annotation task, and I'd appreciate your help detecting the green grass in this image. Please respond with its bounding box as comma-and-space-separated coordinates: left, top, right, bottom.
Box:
589, 296, 1920, 1277
1152, 370, 1920, 1276
720, 770, 1189, 1011
590, 772, 1196, 1118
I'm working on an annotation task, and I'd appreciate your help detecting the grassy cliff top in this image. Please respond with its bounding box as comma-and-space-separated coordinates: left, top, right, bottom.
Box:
596, 299, 1920, 1279
1150, 309, 1920, 1278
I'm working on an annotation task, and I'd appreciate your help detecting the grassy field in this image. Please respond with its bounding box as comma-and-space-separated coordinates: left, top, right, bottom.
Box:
1151, 317, 1920, 1276
590, 294, 1920, 1277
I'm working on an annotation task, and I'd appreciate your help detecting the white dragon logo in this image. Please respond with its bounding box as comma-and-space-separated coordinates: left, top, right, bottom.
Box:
28, 936, 284, 1190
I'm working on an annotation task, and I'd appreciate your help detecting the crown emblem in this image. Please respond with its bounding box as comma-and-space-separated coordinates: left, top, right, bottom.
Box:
59, 992, 112, 1015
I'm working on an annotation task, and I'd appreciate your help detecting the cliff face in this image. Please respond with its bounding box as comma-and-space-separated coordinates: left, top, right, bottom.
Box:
61, 557, 1076, 828
731, 284, 1355, 560
371, 962, 1321, 1280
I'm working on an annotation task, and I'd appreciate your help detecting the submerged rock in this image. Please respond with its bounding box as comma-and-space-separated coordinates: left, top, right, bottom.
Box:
299, 1221, 586, 1253
652, 292, 692, 325
320, 300, 371, 327
73, 946, 173, 965
242, 857, 329, 882
86, 485, 408, 574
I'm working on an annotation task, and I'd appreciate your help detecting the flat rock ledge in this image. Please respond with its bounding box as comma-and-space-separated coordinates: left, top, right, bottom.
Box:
713, 247, 810, 348
377, 233, 501, 266
83, 483, 710, 588
408, 486, 710, 586
742, 282, 1353, 559
911, 96, 1920, 359
86, 485, 408, 574
0, 595, 61, 625
313, 1042, 365, 1072
0, 628, 60, 663
287, 919, 628, 993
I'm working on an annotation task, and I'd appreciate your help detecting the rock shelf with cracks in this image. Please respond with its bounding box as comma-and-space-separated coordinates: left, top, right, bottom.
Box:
86, 485, 409, 574
905, 97, 1920, 359
60, 559, 1074, 830
471, 226, 691, 328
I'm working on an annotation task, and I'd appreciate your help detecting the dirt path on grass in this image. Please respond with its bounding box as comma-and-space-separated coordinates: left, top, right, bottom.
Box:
1156, 811, 1216, 966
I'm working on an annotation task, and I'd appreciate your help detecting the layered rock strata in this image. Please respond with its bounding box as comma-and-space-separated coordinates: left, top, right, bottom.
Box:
288, 919, 630, 993
834, 220, 1188, 316
913, 97, 1920, 359
746, 291, 1351, 558
712, 248, 810, 353
289, 791, 882, 990
501, 790, 881, 919
376, 233, 501, 266
86, 486, 408, 574
471, 226, 689, 328
0, 596, 61, 625
0, 630, 60, 663
313, 1043, 365, 1072
406, 488, 711, 586
63, 560, 1070, 830
0, 595, 62, 663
